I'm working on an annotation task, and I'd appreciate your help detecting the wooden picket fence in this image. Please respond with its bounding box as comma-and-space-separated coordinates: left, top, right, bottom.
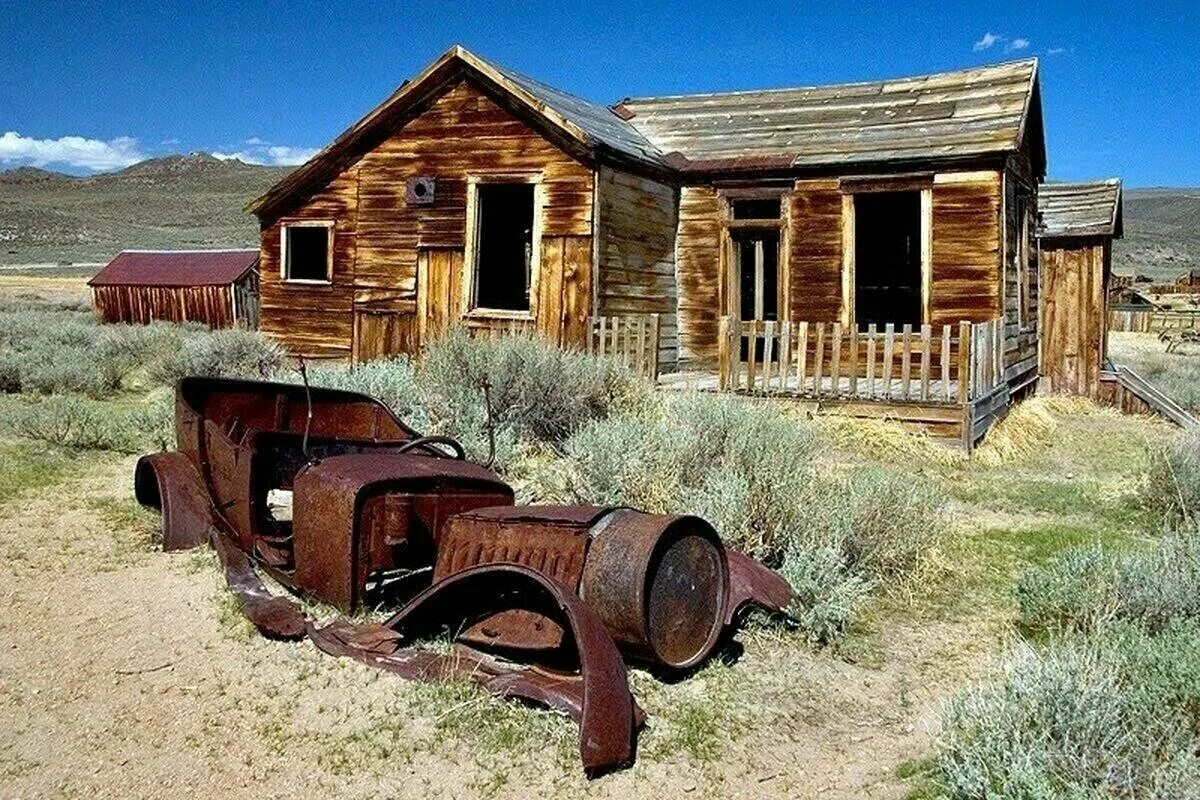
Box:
717, 317, 1005, 404
1108, 309, 1200, 333
588, 313, 662, 380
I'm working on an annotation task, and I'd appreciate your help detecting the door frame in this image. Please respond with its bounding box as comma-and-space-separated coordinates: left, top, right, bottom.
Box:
717, 188, 790, 323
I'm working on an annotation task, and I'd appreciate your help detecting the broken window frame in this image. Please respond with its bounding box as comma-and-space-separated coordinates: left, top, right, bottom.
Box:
280, 220, 334, 284
463, 174, 542, 318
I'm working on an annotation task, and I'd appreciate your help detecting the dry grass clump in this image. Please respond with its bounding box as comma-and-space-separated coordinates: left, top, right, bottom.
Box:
972, 395, 1097, 467
813, 413, 963, 468
1108, 331, 1200, 413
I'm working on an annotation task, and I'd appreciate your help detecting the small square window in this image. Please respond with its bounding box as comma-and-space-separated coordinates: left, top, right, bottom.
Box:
283, 225, 331, 282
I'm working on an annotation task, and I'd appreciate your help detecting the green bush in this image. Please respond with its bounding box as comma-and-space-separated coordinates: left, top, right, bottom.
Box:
6, 395, 139, 452
1145, 428, 1200, 526
1017, 533, 1200, 635
304, 357, 424, 426
152, 328, 287, 386
560, 393, 945, 643
936, 621, 1200, 799
414, 329, 649, 464
126, 389, 177, 452
12, 345, 110, 397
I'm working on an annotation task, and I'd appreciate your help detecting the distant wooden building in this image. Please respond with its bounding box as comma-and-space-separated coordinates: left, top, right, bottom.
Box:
88, 249, 260, 328
1179, 268, 1200, 289
1037, 179, 1123, 397
250, 46, 1046, 446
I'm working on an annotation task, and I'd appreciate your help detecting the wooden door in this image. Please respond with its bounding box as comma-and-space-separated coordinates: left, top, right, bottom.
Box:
417, 248, 463, 345
353, 309, 415, 363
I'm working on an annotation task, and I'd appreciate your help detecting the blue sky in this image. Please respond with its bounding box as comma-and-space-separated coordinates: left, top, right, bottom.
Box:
1, 0, 1197, 186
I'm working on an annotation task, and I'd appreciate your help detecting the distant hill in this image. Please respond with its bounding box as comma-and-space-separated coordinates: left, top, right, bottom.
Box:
0, 153, 290, 266
1113, 189, 1200, 281
1, 156, 1196, 282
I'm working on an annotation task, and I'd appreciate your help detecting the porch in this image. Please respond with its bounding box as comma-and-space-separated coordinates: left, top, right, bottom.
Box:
663, 316, 1013, 448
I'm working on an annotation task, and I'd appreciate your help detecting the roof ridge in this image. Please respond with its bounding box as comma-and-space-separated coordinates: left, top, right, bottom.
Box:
121, 248, 258, 253
622, 58, 1039, 105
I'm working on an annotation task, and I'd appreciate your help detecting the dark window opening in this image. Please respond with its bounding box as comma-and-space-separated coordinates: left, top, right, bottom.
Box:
854, 191, 922, 331
284, 225, 331, 282
731, 198, 781, 220
473, 183, 535, 311
735, 231, 779, 360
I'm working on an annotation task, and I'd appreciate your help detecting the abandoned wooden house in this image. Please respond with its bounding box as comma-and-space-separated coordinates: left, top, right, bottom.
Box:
88, 249, 260, 328
1036, 179, 1123, 397
249, 46, 1046, 446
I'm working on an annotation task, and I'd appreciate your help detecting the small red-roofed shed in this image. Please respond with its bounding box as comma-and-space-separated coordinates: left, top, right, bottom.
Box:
88, 249, 259, 328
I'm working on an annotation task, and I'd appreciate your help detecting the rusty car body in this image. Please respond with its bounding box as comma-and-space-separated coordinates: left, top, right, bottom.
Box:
135, 376, 792, 774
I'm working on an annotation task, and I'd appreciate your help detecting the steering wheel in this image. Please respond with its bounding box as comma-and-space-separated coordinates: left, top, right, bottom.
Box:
394, 435, 466, 460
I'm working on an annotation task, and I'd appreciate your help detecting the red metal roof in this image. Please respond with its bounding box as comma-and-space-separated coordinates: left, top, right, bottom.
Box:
88, 249, 258, 287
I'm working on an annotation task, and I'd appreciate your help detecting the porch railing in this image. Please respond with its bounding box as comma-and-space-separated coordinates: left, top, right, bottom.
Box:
588, 313, 662, 380
716, 317, 1005, 404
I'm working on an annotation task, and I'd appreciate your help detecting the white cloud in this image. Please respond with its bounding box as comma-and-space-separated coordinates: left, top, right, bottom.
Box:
973, 32, 1001, 51
0, 131, 146, 171
1008, 37, 1030, 51
244, 136, 268, 146
213, 144, 319, 167
265, 145, 319, 165
1047, 46, 1066, 56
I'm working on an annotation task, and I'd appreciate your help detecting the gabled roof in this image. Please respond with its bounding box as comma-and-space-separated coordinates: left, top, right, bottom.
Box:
88, 249, 258, 287
250, 47, 1048, 218
248, 46, 667, 218
618, 59, 1044, 174
1038, 179, 1124, 239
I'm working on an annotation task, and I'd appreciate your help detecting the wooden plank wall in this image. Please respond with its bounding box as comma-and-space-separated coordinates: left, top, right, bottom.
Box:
92, 284, 236, 328
675, 186, 723, 367
259, 166, 360, 357
929, 175, 1002, 326
789, 179, 844, 322
1041, 240, 1107, 396
596, 166, 679, 369
258, 79, 594, 359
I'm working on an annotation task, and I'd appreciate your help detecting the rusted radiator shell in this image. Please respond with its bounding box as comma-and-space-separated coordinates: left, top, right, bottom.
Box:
292, 454, 514, 612
436, 506, 729, 670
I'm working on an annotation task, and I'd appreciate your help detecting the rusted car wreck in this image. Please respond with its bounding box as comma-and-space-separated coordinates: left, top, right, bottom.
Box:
135, 376, 791, 773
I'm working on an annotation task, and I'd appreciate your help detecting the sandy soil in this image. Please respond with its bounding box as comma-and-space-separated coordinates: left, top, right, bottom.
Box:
0, 450, 1007, 800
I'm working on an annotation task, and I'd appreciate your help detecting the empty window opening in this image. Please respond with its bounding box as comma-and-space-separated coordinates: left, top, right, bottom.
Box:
735, 231, 779, 360
731, 198, 781, 220
473, 183, 535, 311
283, 225, 331, 282
854, 191, 921, 330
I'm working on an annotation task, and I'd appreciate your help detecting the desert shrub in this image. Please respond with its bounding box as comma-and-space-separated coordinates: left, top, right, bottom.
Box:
93, 323, 193, 392
12, 345, 110, 397
6, 395, 139, 452
777, 546, 872, 645
152, 328, 286, 386
126, 389, 177, 451
413, 329, 649, 464
0, 353, 22, 393
936, 621, 1200, 799
1017, 533, 1200, 635
561, 393, 945, 643
304, 357, 424, 426
1145, 428, 1200, 525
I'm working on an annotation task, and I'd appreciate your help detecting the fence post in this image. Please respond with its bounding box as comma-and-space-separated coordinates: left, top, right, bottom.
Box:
957, 321, 971, 404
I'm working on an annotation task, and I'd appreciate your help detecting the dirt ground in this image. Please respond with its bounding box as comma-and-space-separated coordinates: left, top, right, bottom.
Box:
0, 282, 1178, 798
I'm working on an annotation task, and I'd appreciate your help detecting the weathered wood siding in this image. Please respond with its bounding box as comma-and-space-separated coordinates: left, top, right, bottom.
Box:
1041, 238, 1108, 397
929, 174, 1002, 326
259, 165, 360, 357
1001, 168, 1040, 385
675, 186, 723, 367
92, 284, 236, 328
258, 80, 594, 359
596, 166, 679, 369
789, 179, 844, 322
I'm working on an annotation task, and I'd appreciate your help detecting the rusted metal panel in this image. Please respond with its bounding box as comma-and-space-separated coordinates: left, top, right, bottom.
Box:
311, 563, 641, 774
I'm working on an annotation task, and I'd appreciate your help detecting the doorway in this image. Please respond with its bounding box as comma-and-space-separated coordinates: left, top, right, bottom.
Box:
733, 230, 779, 359
854, 191, 922, 330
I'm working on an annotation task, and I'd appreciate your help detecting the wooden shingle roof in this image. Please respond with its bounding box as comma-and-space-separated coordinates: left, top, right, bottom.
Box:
251, 47, 1047, 218
618, 59, 1044, 174
1038, 179, 1124, 239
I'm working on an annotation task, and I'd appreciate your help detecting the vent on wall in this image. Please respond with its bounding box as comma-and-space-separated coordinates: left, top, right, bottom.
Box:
406, 177, 436, 205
